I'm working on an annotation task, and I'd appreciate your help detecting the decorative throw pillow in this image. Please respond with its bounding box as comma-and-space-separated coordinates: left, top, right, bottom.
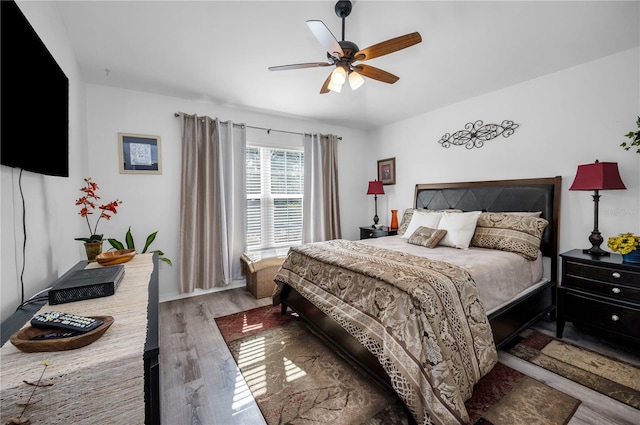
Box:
502, 211, 543, 217
437, 211, 482, 249
470, 213, 549, 260
402, 211, 443, 239
397, 208, 415, 236
407, 226, 448, 248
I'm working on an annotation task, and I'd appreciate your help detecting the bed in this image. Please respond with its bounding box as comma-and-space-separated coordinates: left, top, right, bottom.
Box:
273, 176, 561, 425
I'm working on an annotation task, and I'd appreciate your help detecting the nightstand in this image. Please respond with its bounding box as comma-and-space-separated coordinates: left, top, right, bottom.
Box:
557, 249, 640, 343
359, 226, 398, 240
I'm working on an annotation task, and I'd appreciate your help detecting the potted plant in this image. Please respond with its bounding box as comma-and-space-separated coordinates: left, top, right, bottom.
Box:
607, 233, 640, 264
74, 177, 122, 261
620, 116, 640, 154
107, 227, 172, 266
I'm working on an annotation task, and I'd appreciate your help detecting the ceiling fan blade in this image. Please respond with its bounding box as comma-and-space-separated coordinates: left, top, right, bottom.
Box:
354, 32, 422, 62
354, 64, 399, 84
268, 62, 333, 71
306, 20, 344, 58
320, 73, 332, 94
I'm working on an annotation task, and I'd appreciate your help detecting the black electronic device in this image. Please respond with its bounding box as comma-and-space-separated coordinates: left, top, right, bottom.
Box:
30, 311, 103, 333
48, 265, 125, 305
0, 0, 69, 177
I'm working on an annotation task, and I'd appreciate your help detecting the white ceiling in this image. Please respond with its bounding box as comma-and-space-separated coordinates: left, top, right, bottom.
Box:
56, 1, 640, 130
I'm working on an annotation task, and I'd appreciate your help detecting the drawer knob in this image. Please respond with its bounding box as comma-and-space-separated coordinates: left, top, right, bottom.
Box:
612, 287, 621, 294
369, 233, 374, 237
611, 315, 620, 322
612, 272, 621, 279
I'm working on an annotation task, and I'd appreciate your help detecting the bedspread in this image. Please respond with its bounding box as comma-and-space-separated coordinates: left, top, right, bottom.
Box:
273, 239, 497, 425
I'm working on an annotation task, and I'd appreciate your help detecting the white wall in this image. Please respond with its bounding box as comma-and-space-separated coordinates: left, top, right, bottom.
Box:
369, 48, 640, 263
84, 85, 370, 300
1, 1, 89, 323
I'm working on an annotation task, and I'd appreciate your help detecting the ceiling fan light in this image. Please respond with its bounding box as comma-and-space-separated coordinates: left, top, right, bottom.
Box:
349, 71, 365, 90
330, 67, 346, 85
327, 80, 342, 93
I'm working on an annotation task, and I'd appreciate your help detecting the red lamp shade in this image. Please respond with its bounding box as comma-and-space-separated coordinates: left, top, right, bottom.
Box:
569, 159, 626, 257
366, 180, 384, 195
569, 160, 626, 191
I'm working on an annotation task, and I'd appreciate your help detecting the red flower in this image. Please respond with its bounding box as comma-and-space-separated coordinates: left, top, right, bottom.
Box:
75, 177, 122, 242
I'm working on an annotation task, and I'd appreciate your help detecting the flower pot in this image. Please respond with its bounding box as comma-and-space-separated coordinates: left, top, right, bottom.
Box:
84, 241, 103, 262
622, 250, 640, 264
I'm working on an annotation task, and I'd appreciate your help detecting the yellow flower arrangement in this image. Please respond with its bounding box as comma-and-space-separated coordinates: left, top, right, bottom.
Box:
607, 233, 640, 255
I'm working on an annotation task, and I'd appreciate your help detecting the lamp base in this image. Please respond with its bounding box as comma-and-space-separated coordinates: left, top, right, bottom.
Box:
583, 247, 610, 256
584, 230, 610, 256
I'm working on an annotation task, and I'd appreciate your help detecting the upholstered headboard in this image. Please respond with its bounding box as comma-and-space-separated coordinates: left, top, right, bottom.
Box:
414, 177, 562, 280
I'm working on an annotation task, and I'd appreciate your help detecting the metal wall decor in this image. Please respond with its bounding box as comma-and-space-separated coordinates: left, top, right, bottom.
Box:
438, 120, 519, 149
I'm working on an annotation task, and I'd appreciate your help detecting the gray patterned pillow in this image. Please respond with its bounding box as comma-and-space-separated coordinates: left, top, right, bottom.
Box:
470, 213, 549, 260
407, 226, 448, 248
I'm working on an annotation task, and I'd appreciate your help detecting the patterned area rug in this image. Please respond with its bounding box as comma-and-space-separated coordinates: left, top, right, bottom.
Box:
216, 306, 580, 425
506, 329, 640, 410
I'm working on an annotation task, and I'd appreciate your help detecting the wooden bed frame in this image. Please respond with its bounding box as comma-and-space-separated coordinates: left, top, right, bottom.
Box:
278, 176, 562, 392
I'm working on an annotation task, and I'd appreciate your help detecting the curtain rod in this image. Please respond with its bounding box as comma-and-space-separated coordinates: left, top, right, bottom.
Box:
174, 112, 341, 140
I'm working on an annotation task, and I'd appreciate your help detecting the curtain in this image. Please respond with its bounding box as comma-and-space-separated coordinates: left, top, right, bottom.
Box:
302, 133, 341, 242
179, 114, 246, 292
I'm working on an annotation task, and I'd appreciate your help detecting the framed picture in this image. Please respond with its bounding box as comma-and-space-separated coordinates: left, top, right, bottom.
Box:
377, 157, 396, 185
118, 133, 162, 174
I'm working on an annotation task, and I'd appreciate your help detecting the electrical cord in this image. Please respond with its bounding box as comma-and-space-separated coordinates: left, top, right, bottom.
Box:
19, 168, 26, 305
15, 295, 50, 311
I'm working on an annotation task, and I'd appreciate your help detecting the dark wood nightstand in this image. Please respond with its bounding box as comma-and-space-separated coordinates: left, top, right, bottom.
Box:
359, 226, 398, 240
557, 249, 640, 343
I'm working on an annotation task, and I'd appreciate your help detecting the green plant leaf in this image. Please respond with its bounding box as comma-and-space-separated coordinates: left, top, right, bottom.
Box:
125, 227, 134, 249
108, 238, 125, 250
160, 257, 172, 266
143, 231, 158, 254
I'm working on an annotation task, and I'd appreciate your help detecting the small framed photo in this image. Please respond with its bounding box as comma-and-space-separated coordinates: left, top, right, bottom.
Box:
377, 157, 396, 185
118, 133, 162, 174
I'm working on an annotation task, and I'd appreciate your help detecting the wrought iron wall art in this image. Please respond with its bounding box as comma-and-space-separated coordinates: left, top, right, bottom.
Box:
438, 120, 519, 149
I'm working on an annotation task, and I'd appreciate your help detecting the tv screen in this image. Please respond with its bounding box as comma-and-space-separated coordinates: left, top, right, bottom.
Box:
1, 0, 69, 177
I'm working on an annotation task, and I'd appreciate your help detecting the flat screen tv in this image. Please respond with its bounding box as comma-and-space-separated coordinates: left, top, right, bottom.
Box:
1, 0, 69, 177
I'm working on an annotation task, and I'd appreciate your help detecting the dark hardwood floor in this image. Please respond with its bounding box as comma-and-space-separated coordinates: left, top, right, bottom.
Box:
160, 288, 640, 425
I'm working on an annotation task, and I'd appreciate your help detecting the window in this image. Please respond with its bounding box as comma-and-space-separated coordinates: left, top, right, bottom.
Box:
246, 146, 304, 252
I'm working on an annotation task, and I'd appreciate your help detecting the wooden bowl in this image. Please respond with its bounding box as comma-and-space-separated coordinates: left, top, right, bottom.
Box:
95, 249, 136, 266
10, 316, 114, 353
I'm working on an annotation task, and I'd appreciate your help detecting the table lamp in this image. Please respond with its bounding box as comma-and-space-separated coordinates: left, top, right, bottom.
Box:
366, 180, 384, 227
569, 159, 626, 256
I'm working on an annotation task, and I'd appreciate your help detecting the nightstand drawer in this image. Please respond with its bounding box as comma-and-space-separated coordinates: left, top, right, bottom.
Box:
564, 292, 640, 339
563, 275, 640, 303
565, 260, 640, 286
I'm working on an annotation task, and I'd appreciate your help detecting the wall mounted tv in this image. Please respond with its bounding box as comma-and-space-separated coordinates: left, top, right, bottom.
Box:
1, 0, 69, 177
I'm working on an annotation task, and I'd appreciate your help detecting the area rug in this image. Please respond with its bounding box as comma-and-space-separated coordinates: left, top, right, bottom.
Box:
506, 328, 640, 409
216, 306, 579, 425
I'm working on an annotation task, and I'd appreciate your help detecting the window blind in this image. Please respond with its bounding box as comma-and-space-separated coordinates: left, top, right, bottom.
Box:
246, 145, 303, 251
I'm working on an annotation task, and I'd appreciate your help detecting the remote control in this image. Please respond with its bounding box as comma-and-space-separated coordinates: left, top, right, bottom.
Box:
30, 311, 103, 333
30, 331, 80, 340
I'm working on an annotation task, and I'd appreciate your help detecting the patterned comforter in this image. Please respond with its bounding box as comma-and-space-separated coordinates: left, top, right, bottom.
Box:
273, 239, 498, 425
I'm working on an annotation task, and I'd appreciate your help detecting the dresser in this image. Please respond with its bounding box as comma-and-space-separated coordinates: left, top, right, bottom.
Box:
0, 254, 160, 424
557, 249, 640, 342
359, 226, 398, 239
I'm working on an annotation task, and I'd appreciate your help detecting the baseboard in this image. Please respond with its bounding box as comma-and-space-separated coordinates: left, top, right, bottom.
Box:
159, 279, 246, 303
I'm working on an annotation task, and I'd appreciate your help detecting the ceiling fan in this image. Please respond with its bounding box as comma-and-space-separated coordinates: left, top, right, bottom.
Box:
268, 0, 422, 94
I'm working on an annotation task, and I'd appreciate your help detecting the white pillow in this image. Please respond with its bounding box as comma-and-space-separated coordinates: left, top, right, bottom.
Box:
402, 211, 443, 239
437, 211, 482, 249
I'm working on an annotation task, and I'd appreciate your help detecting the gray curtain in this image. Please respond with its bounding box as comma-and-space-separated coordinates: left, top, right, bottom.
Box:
302, 133, 341, 242
178, 114, 246, 292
